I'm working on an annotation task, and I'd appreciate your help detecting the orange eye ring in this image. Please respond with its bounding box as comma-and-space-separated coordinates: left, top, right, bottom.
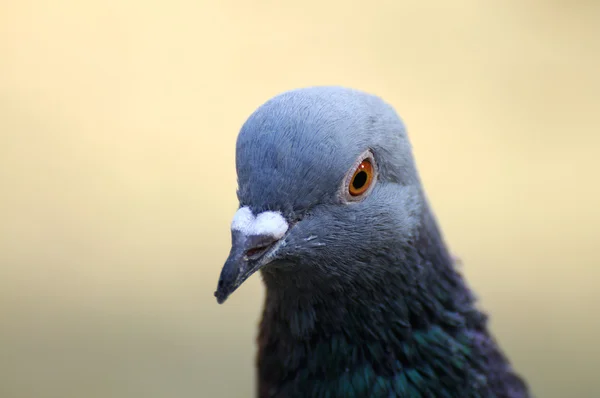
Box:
348, 159, 374, 196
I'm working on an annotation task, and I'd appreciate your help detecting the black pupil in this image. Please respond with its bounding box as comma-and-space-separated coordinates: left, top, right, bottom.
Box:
352, 171, 367, 190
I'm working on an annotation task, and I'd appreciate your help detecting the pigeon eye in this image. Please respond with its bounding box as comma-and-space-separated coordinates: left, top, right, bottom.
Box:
341, 150, 377, 202
349, 159, 374, 196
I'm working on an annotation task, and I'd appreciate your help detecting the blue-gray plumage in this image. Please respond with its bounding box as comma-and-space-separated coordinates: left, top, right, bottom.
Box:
215, 86, 530, 397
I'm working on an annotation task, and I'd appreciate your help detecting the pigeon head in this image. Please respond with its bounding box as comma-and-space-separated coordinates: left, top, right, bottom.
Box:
215, 86, 425, 304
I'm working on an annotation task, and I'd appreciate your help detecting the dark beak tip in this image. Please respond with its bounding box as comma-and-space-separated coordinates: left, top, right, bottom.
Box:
214, 291, 228, 304
214, 281, 230, 304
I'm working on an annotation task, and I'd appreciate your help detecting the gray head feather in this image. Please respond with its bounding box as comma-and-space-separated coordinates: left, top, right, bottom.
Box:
236, 86, 421, 214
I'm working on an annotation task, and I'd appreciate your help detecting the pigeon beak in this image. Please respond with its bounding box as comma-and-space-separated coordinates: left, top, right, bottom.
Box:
215, 207, 290, 304
214, 231, 283, 304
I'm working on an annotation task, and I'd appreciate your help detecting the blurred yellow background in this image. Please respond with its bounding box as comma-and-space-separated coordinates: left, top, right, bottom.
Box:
1, 1, 598, 397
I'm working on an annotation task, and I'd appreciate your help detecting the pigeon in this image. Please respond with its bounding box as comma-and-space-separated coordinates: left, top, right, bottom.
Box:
214, 86, 530, 398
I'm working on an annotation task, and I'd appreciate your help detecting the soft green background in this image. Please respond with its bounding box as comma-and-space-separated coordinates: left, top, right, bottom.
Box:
1, 1, 598, 397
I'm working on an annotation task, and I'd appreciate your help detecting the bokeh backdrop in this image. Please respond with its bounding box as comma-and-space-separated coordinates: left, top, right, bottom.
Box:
1, 1, 599, 397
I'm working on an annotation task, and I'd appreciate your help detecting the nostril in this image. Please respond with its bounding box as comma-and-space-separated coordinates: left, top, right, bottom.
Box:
246, 245, 269, 258
246, 244, 273, 258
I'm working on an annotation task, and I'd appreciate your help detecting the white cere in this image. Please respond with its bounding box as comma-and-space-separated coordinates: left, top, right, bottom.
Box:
231, 206, 289, 239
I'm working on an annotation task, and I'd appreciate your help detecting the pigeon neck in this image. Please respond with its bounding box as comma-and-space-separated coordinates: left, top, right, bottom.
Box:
259, 207, 478, 340
255, 208, 528, 397
259, 260, 475, 343
263, 207, 485, 341
255, 211, 496, 397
